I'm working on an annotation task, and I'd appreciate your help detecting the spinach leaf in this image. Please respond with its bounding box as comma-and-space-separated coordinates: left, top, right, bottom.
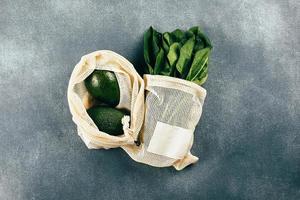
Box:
144, 26, 163, 74
160, 61, 171, 76
151, 28, 161, 67
167, 42, 180, 75
143, 27, 153, 74
184, 30, 195, 40
162, 32, 173, 52
192, 63, 208, 85
189, 26, 212, 49
188, 26, 201, 35
178, 30, 195, 46
163, 32, 173, 45
176, 36, 195, 77
155, 48, 172, 76
189, 26, 205, 52
153, 48, 165, 74
197, 31, 212, 49
194, 37, 205, 52
167, 43, 180, 67
171, 29, 185, 42
186, 48, 210, 81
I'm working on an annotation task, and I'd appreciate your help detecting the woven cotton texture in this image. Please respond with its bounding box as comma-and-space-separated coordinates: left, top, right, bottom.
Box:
67, 50, 144, 149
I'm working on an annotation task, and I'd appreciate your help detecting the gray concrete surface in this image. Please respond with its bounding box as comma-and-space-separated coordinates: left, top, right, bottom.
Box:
0, 0, 299, 199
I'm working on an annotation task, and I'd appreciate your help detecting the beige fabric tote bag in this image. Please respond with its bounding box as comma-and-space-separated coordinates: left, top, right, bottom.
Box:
123, 75, 206, 170
67, 50, 144, 149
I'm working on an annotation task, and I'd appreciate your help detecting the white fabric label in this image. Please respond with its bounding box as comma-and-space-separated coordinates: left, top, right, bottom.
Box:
147, 122, 193, 159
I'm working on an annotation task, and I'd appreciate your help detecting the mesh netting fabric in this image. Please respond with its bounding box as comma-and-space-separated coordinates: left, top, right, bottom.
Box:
123, 75, 206, 170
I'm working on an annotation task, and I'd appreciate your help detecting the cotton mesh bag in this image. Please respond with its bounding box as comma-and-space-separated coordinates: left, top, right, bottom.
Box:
67, 50, 144, 149
123, 75, 206, 170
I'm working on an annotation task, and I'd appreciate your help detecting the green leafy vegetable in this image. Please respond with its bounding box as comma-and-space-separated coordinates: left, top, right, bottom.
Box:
167, 43, 180, 67
176, 36, 195, 77
188, 26, 200, 35
154, 48, 165, 74
186, 48, 210, 81
197, 31, 212, 49
193, 63, 208, 85
182, 31, 195, 44
151, 28, 161, 65
167, 42, 180, 75
143, 26, 212, 85
143, 27, 153, 74
162, 32, 172, 52
171, 29, 185, 42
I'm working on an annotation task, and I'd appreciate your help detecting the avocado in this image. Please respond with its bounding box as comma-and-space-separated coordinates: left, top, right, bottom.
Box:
84, 70, 120, 106
87, 106, 128, 136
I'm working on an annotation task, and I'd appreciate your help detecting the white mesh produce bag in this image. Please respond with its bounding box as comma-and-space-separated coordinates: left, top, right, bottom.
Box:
123, 75, 206, 170
67, 50, 144, 149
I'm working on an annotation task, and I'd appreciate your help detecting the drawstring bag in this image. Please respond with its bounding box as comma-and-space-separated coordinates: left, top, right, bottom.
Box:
67, 50, 144, 149
68, 50, 206, 170
123, 75, 206, 170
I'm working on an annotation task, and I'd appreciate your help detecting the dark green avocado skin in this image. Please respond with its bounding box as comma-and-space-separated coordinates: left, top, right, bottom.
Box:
87, 106, 127, 136
84, 70, 120, 106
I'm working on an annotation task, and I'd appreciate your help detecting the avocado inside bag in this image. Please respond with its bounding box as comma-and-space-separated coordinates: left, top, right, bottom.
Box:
123, 75, 206, 170
67, 50, 144, 149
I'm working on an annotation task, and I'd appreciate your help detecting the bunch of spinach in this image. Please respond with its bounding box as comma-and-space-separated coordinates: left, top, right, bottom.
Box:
144, 26, 212, 85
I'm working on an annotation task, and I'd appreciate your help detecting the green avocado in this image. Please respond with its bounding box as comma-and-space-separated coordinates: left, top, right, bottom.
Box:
87, 106, 128, 136
84, 70, 120, 106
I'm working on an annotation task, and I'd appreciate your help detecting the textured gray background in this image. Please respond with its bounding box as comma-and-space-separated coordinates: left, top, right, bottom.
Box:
0, 0, 299, 199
